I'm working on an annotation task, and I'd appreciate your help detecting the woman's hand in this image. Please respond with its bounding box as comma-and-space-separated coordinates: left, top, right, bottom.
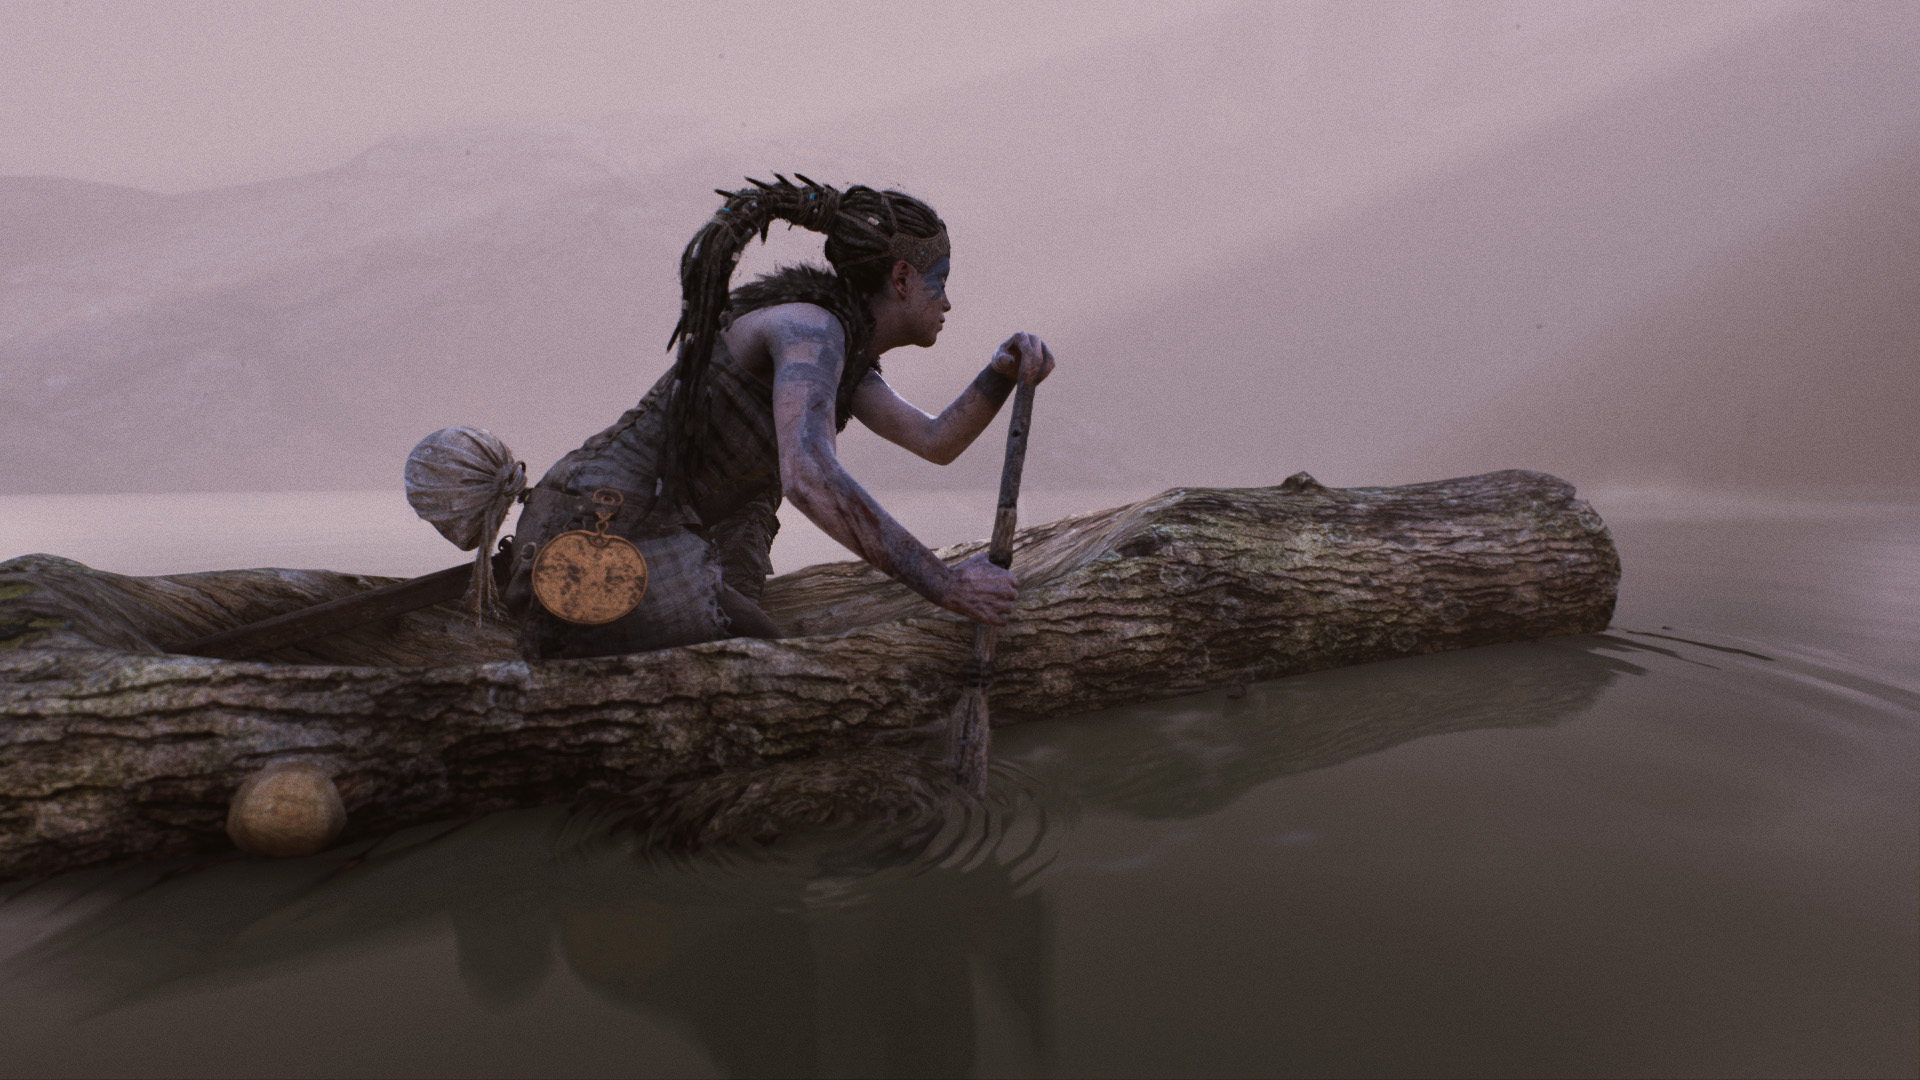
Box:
990, 332, 1056, 385
938, 552, 1018, 625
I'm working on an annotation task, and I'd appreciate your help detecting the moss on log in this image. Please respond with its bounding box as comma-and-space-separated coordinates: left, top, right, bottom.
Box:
0, 470, 1619, 880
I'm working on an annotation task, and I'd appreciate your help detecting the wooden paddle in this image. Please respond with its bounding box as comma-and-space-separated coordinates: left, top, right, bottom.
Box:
177, 543, 514, 660
944, 365, 1039, 795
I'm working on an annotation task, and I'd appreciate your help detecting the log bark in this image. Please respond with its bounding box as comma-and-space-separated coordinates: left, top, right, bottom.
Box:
0, 470, 1619, 880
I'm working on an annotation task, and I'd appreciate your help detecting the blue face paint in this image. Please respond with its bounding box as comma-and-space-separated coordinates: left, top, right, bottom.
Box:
921, 256, 951, 304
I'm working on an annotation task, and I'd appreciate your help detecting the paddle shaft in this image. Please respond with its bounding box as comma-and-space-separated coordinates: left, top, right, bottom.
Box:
948, 372, 1038, 788
989, 379, 1038, 571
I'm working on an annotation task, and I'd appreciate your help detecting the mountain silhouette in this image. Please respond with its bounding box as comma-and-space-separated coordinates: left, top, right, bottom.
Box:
2, 3, 1913, 496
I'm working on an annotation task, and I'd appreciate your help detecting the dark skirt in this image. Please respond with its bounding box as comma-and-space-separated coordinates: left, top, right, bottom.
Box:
512, 523, 732, 660
503, 486, 782, 660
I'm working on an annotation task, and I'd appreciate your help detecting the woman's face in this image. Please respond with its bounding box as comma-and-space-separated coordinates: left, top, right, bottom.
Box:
904, 255, 951, 347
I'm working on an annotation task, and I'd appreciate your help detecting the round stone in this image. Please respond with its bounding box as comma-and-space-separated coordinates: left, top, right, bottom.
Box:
226, 761, 347, 857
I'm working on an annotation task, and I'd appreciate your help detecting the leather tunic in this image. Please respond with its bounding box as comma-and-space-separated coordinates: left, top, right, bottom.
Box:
523, 265, 876, 604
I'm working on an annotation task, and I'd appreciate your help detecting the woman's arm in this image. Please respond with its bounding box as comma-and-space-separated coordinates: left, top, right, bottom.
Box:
768, 307, 1017, 624
852, 332, 1055, 465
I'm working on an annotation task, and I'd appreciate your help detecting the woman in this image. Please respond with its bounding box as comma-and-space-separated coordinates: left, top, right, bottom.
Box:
506, 176, 1055, 659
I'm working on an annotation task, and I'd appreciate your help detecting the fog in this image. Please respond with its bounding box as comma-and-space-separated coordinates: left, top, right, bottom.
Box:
2, 0, 1915, 500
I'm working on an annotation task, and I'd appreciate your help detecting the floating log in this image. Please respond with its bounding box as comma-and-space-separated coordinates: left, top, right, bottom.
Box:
0, 470, 1619, 880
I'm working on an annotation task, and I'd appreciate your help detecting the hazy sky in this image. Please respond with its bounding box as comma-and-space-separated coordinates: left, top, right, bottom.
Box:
0, 0, 1213, 192
5, 0, 1914, 503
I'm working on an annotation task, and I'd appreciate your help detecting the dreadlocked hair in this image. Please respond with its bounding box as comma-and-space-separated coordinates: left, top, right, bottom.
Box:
664, 174, 945, 501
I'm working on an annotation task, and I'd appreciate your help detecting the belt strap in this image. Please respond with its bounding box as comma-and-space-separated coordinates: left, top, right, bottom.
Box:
522, 485, 698, 534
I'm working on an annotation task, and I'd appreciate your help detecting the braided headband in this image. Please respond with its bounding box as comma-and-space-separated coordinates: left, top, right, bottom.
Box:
885, 228, 950, 273
837, 224, 950, 273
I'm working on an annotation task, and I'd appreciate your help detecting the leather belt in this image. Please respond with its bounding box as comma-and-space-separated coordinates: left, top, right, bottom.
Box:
521, 485, 698, 535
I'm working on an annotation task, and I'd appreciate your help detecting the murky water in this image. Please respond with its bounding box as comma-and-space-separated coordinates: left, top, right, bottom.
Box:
0, 491, 1914, 1078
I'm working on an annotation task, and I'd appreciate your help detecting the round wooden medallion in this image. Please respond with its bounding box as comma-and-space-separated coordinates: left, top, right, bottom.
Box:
529, 529, 649, 625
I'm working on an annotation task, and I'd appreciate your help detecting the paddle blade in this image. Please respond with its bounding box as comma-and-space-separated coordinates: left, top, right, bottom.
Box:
944, 684, 991, 798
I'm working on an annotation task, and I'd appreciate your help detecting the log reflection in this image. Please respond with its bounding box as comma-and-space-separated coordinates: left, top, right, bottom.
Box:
2, 633, 1637, 1076
1008, 633, 1645, 820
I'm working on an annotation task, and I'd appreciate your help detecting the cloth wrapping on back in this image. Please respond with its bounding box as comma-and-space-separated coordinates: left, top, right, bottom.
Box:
404, 426, 526, 620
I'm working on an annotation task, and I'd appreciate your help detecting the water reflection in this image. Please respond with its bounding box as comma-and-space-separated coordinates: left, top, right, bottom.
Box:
1006, 634, 1644, 822
536, 840, 1052, 1078
3, 634, 1640, 1077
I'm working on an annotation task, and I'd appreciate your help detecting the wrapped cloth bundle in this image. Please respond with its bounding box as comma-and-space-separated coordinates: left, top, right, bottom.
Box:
404, 426, 526, 620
